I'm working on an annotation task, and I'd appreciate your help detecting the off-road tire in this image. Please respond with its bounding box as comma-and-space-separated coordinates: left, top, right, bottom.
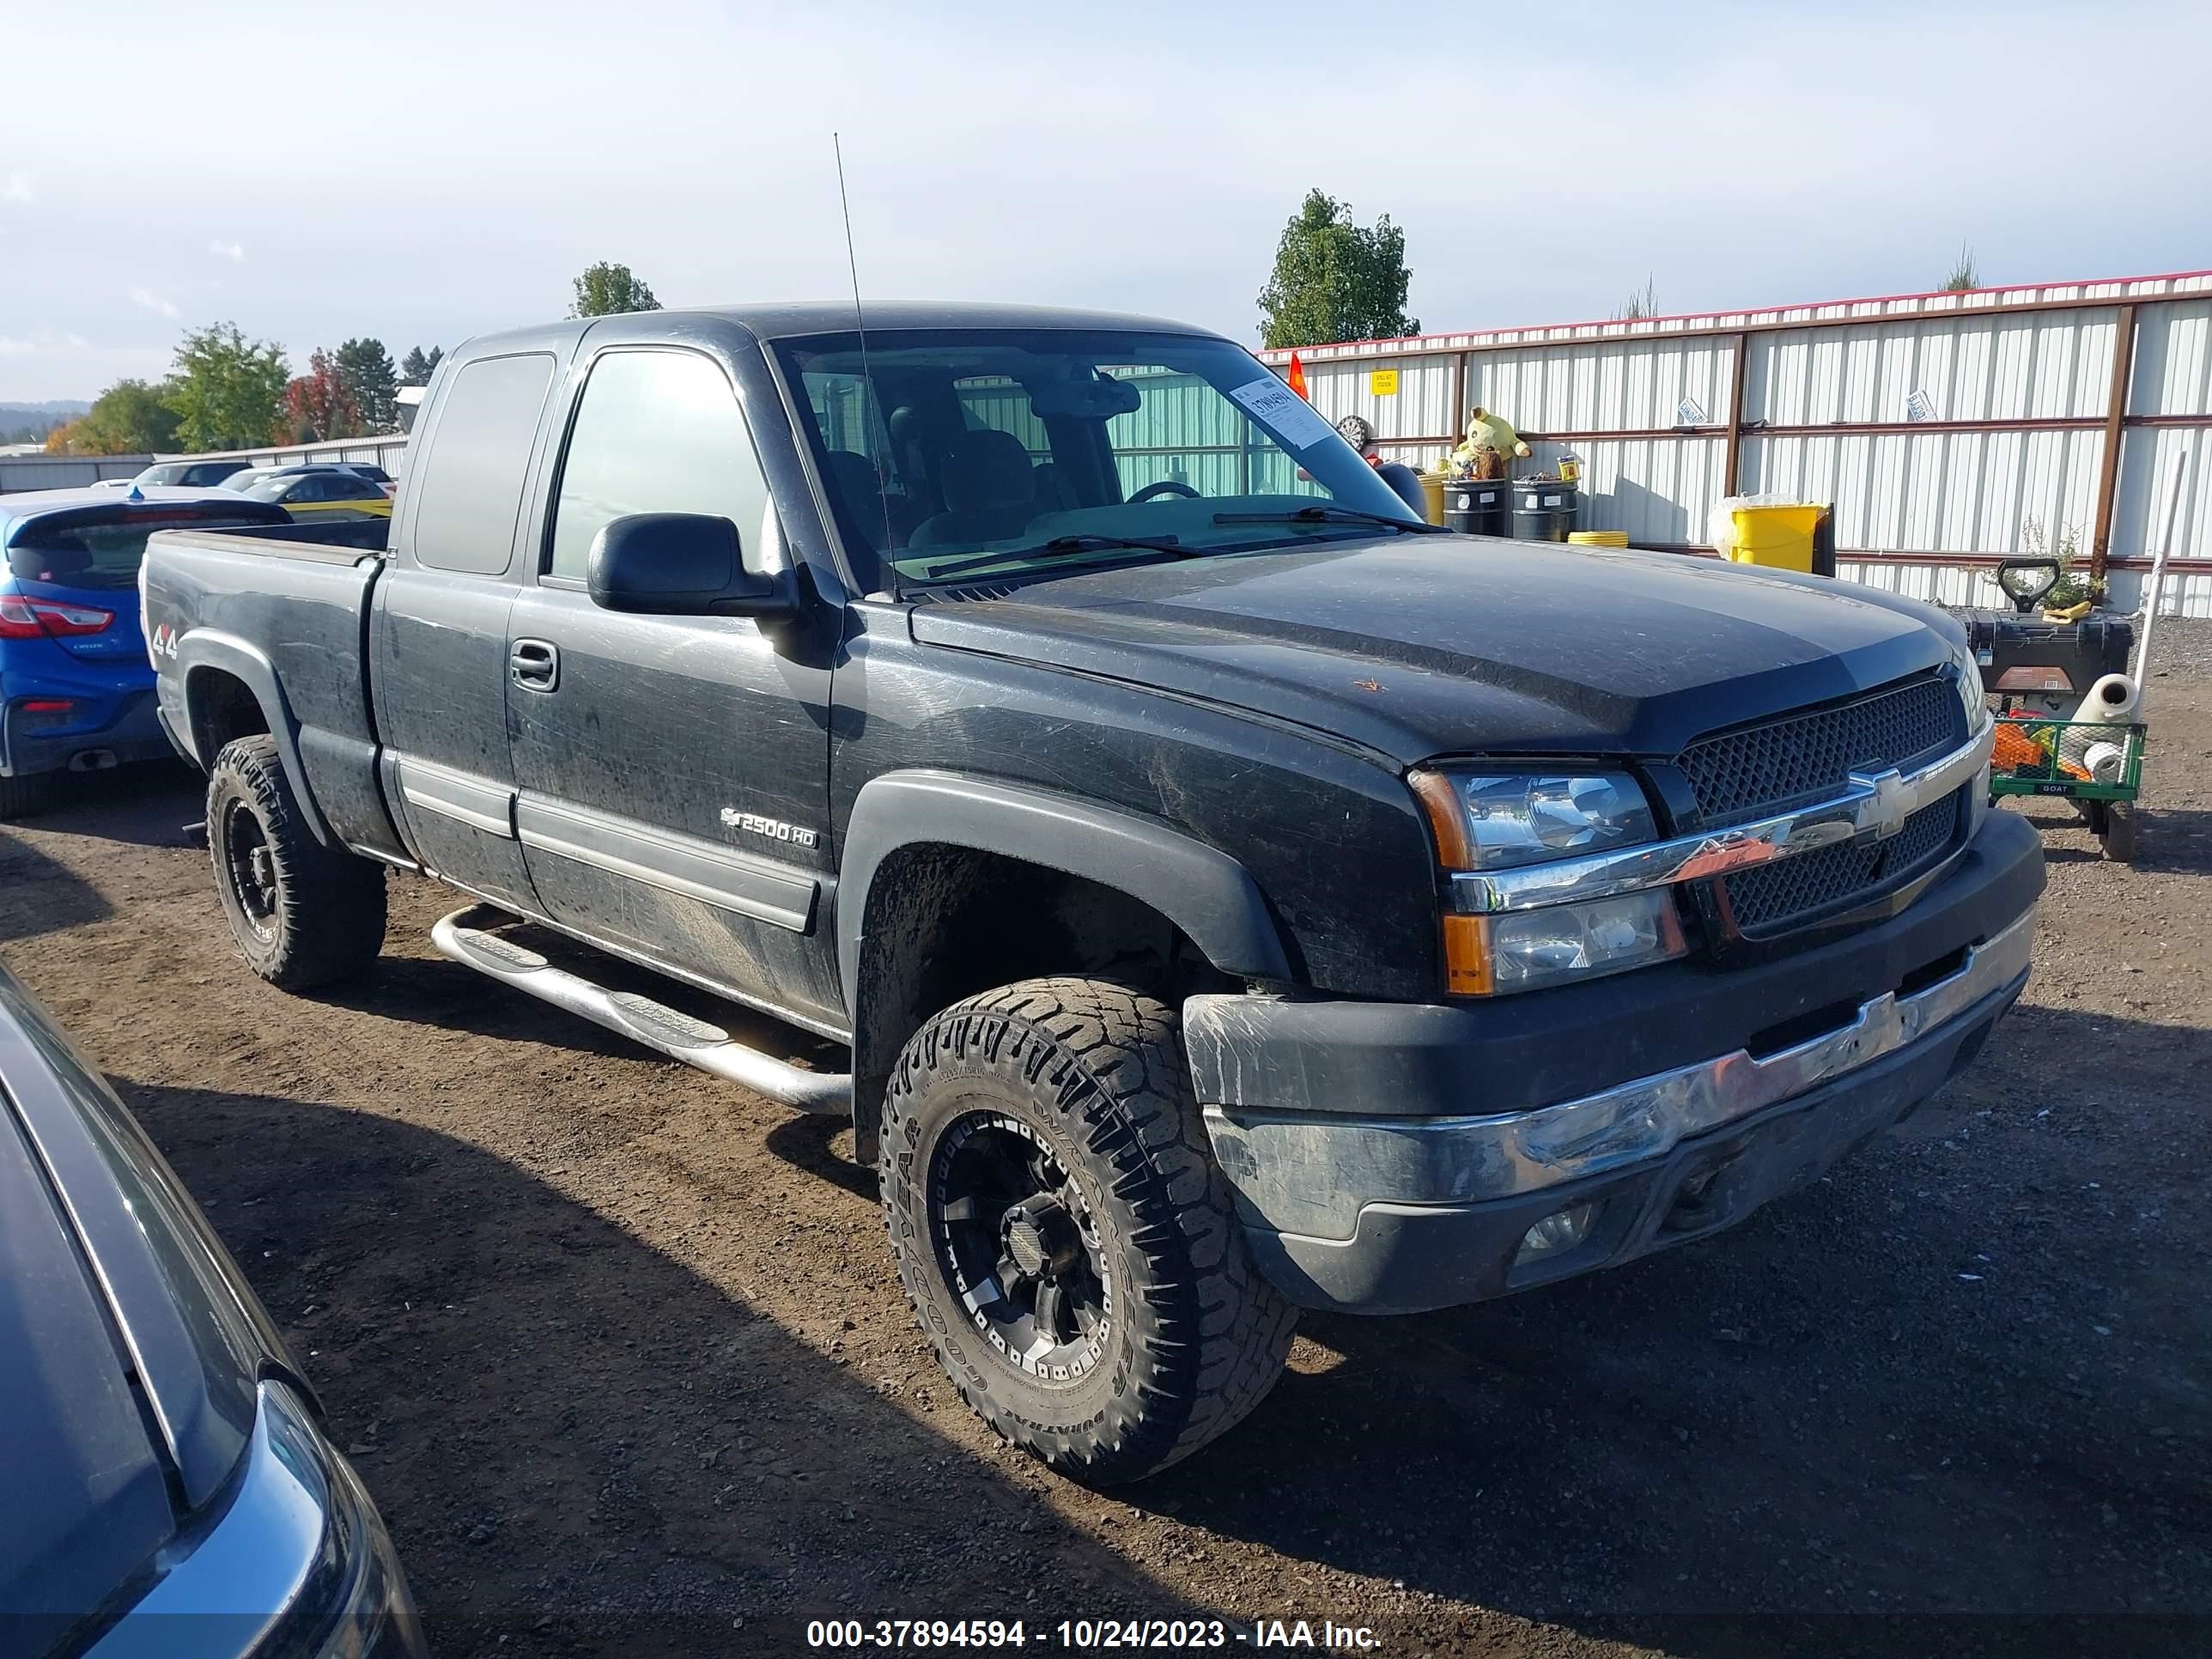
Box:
0, 772, 55, 823
882, 976, 1297, 1485
207, 735, 386, 990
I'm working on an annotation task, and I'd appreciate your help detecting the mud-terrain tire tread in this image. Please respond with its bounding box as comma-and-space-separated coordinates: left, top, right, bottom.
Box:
0, 772, 54, 822
881, 975, 1296, 1485
207, 735, 386, 990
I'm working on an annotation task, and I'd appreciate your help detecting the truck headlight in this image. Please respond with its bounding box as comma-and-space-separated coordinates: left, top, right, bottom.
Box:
1411, 768, 1656, 871
1485, 889, 1686, 993
1411, 766, 1686, 995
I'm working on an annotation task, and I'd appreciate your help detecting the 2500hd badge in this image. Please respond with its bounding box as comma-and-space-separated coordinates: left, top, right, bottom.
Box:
720, 806, 819, 849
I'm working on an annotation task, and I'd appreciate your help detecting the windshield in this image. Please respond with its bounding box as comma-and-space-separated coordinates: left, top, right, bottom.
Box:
773, 329, 1425, 586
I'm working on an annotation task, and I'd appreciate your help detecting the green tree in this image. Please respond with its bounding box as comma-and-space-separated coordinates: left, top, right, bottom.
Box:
1942, 241, 1980, 292
569, 261, 661, 319
59, 380, 182, 454
336, 337, 399, 431
400, 344, 443, 384
1255, 190, 1418, 349
1617, 275, 1657, 320
162, 322, 289, 450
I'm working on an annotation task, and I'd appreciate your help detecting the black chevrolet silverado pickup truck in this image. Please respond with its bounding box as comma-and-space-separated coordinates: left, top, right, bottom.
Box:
143, 303, 2043, 1481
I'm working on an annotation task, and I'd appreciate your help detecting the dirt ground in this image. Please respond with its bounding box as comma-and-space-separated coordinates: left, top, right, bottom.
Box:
3, 630, 2209, 1659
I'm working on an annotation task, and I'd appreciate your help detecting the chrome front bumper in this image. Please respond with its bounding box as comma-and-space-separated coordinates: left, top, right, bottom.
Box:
1204, 907, 2033, 1244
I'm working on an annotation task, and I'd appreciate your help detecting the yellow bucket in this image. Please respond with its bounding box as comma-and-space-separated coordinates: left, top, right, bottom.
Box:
1726, 504, 1826, 571
1419, 471, 1446, 526
1568, 530, 1629, 548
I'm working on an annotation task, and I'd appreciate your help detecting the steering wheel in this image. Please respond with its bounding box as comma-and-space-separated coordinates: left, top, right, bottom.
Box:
1128, 480, 1200, 503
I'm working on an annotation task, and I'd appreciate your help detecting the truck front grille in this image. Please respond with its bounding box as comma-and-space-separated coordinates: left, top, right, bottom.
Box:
1674, 673, 1970, 937
1676, 675, 1963, 828
1721, 789, 1966, 936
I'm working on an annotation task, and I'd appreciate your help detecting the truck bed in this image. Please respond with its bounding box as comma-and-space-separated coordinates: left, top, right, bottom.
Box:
148, 518, 391, 562
143, 519, 401, 855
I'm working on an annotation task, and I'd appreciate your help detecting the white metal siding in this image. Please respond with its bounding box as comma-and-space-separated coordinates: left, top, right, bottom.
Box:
1469, 337, 1735, 434
1742, 428, 2106, 556
163, 432, 414, 477
1525, 437, 1728, 544
2112, 428, 2207, 562
1260, 270, 2212, 365
1748, 313, 2117, 425
2129, 299, 2212, 416
1839, 560, 2212, 619
0, 454, 149, 494
1301, 356, 1456, 451
1262, 268, 2209, 599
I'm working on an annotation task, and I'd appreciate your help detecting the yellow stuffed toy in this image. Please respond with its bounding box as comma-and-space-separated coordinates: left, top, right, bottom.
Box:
1446, 407, 1534, 481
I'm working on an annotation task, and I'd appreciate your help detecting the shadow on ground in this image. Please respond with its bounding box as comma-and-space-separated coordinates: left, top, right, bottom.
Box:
2014, 799, 2212, 875
12, 761, 204, 849
0, 830, 112, 941
117, 1079, 1187, 1659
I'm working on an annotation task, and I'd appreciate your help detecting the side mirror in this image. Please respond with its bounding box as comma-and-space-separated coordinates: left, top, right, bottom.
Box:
1375, 461, 1429, 520
586, 512, 794, 620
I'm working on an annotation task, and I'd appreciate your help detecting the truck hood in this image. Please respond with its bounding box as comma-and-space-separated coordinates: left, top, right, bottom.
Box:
907, 536, 1962, 764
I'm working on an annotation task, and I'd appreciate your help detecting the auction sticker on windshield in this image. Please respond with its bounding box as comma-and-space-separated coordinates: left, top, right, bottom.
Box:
1228, 377, 1340, 452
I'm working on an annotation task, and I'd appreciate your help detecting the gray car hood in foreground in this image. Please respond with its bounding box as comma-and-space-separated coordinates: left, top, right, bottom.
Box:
908, 537, 1962, 763
0, 1108, 174, 1626
0, 966, 305, 1635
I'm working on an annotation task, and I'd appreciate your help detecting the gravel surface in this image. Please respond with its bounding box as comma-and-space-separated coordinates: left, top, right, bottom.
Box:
1, 629, 2207, 1658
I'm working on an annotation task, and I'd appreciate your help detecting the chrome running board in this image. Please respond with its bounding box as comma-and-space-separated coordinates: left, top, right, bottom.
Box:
430, 906, 852, 1115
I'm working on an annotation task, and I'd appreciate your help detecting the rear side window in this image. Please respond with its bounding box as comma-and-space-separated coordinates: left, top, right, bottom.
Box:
411, 352, 556, 575
545, 349, 772, 582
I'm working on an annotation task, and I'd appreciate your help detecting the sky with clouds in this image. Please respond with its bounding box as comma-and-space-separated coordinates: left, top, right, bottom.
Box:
2, 0, 2208, 403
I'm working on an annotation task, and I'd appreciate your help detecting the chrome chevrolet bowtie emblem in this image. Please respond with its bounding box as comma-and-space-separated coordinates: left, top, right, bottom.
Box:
1851, 768, 1911, 840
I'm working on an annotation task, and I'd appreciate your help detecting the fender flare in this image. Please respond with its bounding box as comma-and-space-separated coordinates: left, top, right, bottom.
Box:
836, 769, 1293, 1018
173, 630, 334, 846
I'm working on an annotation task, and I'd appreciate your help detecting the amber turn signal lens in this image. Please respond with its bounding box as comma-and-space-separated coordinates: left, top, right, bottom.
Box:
1442, 914, 1493, 996
1408, 769, 1474, 869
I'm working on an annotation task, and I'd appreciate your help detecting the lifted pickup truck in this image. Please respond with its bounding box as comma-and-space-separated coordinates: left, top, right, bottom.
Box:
144, 303, 2043, 1482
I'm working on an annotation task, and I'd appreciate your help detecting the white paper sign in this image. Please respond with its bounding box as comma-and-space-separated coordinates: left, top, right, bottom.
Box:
1229, 377, 1341, 452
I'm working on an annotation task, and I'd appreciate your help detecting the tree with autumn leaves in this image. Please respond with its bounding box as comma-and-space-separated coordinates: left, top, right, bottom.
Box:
280, 338, 403, 441
282, 349, 359, 444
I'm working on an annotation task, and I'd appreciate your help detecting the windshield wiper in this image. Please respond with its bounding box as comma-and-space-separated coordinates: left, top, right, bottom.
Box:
924, 532, 1188, 580
1210, 504, 1440, 533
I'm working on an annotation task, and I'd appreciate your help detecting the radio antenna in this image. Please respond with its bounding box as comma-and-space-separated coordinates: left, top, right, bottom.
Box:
832, 131, 895, 562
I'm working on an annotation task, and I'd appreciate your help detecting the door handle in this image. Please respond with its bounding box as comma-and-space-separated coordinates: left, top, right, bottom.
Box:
509, 639, 559, 691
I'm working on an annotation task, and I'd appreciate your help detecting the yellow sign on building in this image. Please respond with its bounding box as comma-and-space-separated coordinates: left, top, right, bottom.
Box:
1369, 368, 1400, 397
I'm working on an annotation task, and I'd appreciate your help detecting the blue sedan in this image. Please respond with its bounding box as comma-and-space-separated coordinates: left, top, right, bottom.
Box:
0, 489, 290, 819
